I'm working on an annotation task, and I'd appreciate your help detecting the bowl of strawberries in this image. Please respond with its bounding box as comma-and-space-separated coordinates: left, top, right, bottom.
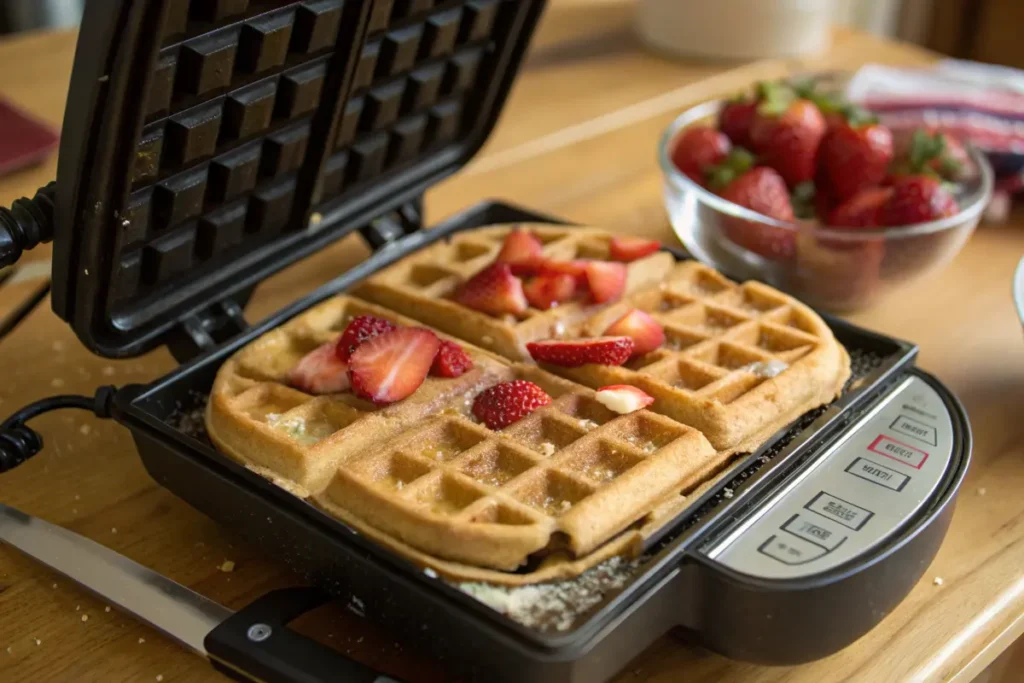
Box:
658, 72, 994, 311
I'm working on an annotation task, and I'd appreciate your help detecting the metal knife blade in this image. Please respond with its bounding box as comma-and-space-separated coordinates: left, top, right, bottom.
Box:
0, 502, 231, 656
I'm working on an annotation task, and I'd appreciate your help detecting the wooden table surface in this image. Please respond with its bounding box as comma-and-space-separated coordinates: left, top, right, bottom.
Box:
2, 2, 1024, 681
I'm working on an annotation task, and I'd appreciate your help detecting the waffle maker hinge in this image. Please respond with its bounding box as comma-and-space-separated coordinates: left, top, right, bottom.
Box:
358, 195, 425, 250
166, 298, 251, 364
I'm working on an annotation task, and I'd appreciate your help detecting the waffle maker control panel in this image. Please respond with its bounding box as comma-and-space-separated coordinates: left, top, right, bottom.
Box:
707, 375, 954, 579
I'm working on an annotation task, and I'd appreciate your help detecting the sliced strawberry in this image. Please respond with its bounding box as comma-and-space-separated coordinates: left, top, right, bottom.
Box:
495, 229, 544, 275
527, 336, 634, 367
609, 236, 661, 262
454, 263, 528, 316
595, 385, 655, 414
348, 328, 440, 405
430, 340, 473, 378
472, 380, 552, 430
603, 309, 665, 356
538, 259, 588, 280
537, 259, 589, 296
288, 343, 350, 395
524, 273, 577, 310
335, 314, 397, 361
584, 262, 627, 303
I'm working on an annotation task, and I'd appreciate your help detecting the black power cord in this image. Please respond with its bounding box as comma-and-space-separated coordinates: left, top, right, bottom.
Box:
0, 386, 117, 473
0, 182, 57, 268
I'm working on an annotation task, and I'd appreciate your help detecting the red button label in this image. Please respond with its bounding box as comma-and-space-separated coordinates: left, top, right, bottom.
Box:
868, 435, 928, 469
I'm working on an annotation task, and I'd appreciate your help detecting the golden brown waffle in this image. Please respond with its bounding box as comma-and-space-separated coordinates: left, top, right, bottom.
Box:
557, 261, 851, 451
318, 453, 737, 587
357, 223, 849, 451
353, 224, 677, 360
316, 364, 718, 570
206, 296, 511, 498
206, 226, 850, 583
208, 296, 721, 574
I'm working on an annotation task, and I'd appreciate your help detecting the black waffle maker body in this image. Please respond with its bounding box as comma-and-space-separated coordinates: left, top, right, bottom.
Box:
0, 2, 971, 682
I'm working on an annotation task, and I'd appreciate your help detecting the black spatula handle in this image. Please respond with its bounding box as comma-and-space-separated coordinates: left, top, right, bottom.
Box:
205, 587, 404, 683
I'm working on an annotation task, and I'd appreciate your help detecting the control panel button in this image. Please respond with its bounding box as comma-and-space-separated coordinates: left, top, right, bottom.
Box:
804, 491, 874, 530
890, 414, 937, 446
901, 403, 938, 422
757, 534, 828, 565
868, 435, 929, 469
781, 514, 846, 551
846, 457, 910, 492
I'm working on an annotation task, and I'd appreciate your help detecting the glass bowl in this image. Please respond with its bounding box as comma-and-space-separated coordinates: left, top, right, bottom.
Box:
658, 97, 995, 312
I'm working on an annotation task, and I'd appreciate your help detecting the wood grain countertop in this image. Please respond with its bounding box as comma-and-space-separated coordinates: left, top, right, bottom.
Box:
1, 2, 1023, 681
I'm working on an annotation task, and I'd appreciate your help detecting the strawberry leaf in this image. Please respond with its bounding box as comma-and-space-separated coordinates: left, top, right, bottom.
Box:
706, 165, 737, 190
756, 81, 796, 116
791, 77, 819, 99
842, 104, 879, 128
726, 147, 756, 172
705, 147, 756, 189
909, 129, 945, 170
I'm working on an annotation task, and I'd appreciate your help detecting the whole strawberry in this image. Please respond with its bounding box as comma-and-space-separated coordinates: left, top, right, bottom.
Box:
718, 95, 759, 148
718, 166, 795, 222
824, 187, 893, 253
749, 84, 827, 188
878, 175, 960, 226
819, 108, 894, 202
671, 126, 731, 185
708, 150, 796, 261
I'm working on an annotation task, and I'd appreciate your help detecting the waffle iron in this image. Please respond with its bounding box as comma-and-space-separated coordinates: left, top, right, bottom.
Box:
0, 2, 971, 682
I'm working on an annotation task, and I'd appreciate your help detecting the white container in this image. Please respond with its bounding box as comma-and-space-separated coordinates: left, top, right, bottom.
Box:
635, 0, 839, 62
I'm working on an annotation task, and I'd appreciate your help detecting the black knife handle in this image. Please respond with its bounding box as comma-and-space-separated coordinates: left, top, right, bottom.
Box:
205, 587, 404, 683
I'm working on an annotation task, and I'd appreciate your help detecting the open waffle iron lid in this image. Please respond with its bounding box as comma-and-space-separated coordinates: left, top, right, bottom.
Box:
50, 0, 547, 359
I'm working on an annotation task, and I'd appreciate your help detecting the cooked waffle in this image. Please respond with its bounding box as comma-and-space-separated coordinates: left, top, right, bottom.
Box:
206, 226, 850, 582
353, 224, 677, 360
316, 364, 719, 570
318, 454, 735, 586
357, 224, 849, 451
208, 295, 721, 573
205, 296, 511, 498
557, 261, 851, 451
